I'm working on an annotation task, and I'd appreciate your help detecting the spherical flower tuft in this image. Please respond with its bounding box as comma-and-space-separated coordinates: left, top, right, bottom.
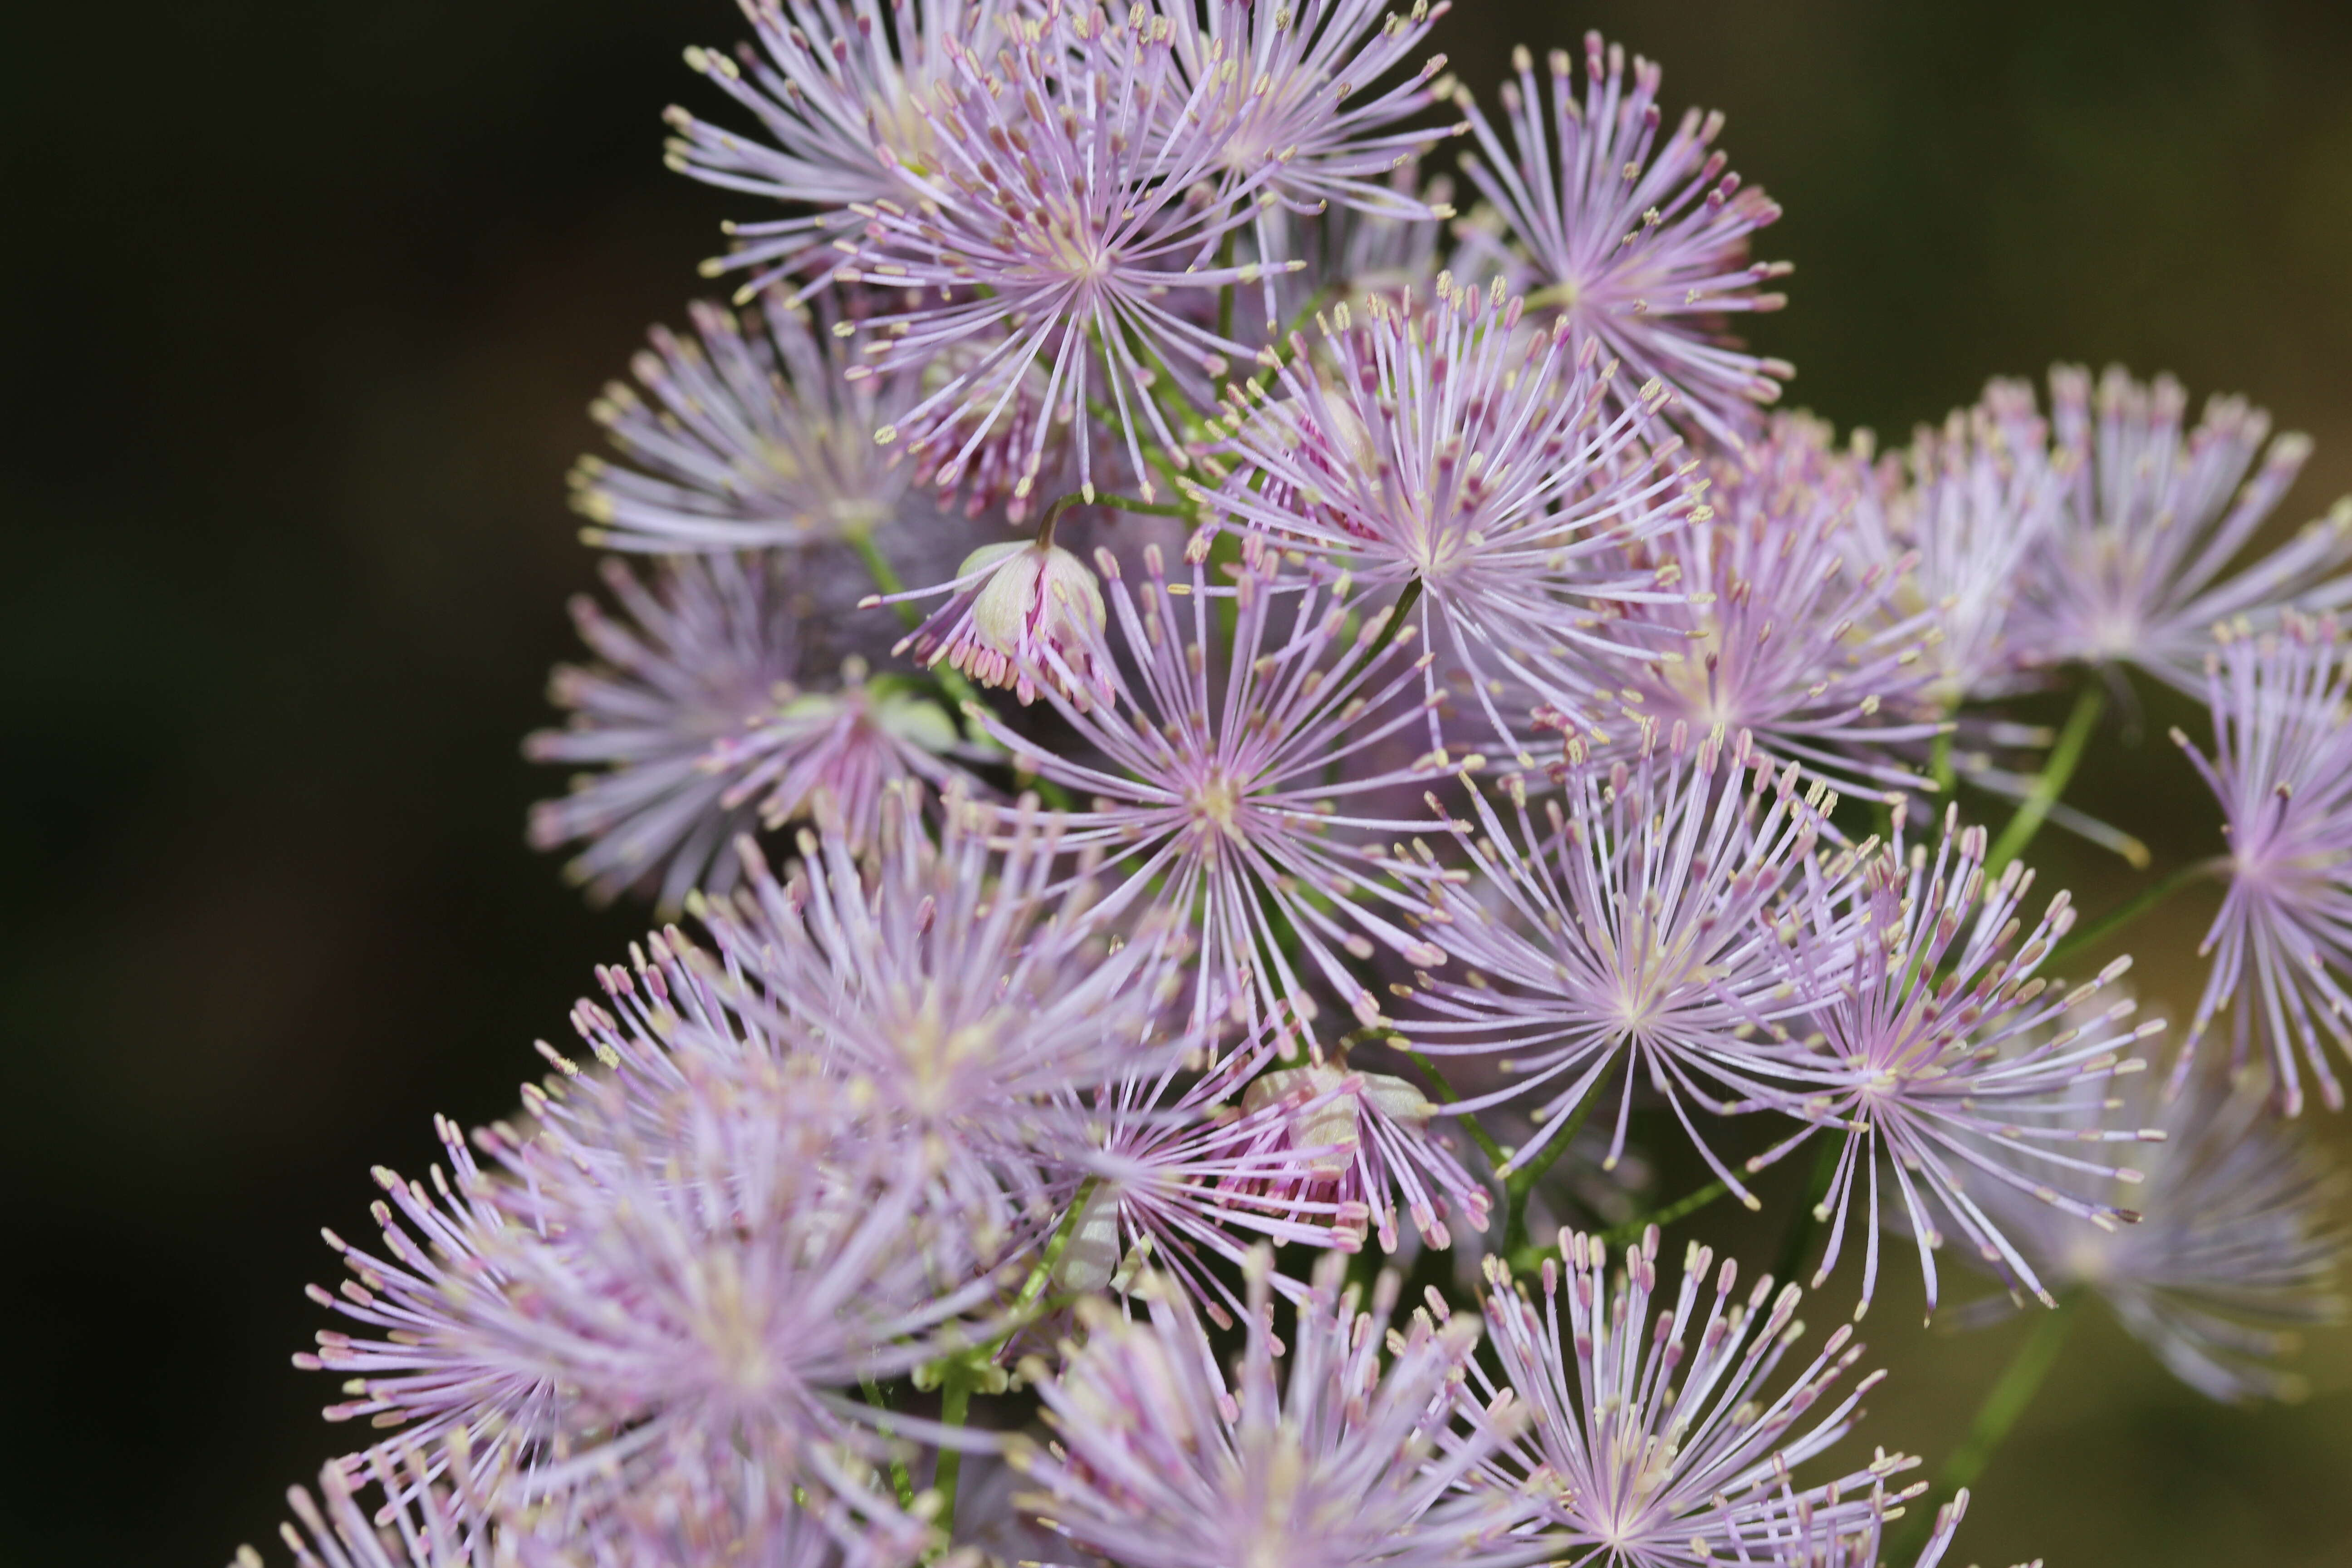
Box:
966, 542, 1452, 1050
1847, 387, 2068, 706
1167, 0, 1462, 328
527, 553, 801, 911
2174, 613, 2352, 1113
302, 1043, 1006, 1528
2019, 364, 2352, 688
528, 559, 974, 911
1454, 35, 1791, 446
1962, 1057, 2346, 1403
1011, 1249, 1549, 1568
1394, 724, 1838, 1197
697, 786, 1201, 1243
837, 0, 1284, 503
569, 293, 909, 554
1471, 1226, 1920, 1564
302, 787, 1207, 1529
1195, 279, 1695, 745
1613, 417, 1942, 798
664, 0, 1006, 303
1749, 811, 2166, 1317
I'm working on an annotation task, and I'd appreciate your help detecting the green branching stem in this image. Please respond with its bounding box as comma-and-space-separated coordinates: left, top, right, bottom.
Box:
1035, 490, 1196, 536
859, 1375, 920, 1511
1598, 1177, 1732, 1248
928, 1177, 1103, 1539
929, 1372, 975, 1545
1298, 577, 1425, 740
1987, 684, 2104, 873
846, 530, 980, 711
2041, 857, 2219, 974
1374, 1037, 1509, 1174
1889, 1298, 2078, 1562
1499, 1089, 1600, 1259
850, 530, 917, 630
1010, 1176, 1100, 1324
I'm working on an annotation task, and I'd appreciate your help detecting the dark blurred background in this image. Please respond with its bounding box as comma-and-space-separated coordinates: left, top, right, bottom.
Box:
5, 1, 2351, 1561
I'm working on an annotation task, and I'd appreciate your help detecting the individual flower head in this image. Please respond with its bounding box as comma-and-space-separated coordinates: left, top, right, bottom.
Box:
525, 552, 801, 911
1166, 0, 1462, 329
1963, 1054, 2346, 1403
664, 0, 1005, 302
1614, 416, 1943, 799
434, 1053, 1004, 1522
701, 654, 985, 852
700, 785, 1201, 1245
2020, 363, 2352, 688
2174, 614, 2352, 1114
1749, 809, 2166, 1318
1010, 1249, 1549, 1568
1847, 388, 2068, 706
1194, 279, 1693, 747
1453, 36, 1791, 447
1392, 729, 1834, 1194
300, 926, 1009, 1526
838, 1, 1289, 505
568, 292, 909, 554
875, 531, 1112, 706
1469, 1227, 1919, 1566
968, 541, 1453, 1052
529, 559, 973, 911
1394, 724, 1840, 1199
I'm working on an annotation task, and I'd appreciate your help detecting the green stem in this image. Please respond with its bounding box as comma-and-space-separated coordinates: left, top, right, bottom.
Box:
1363, 577, 1424, 674
1986, 684, 2104, 873
1889, 1299, 2077, 1562
1501, 1088, 1599, 1258
917, 1176, 1103, 1543
1011, 1176, 1100, 1323
851, 530, 916, 629
1930, 724, 1957, 797
859, 1376, 919, 1511
847, 530, 981, 710
1599, 1177, 1731, 1247
1388, 1042, 1509, 1173
1297, 577, 1426, 740
1771, 1137, 1842, 1290
929, 1370, 975, 1546
1036, 490, 1195, 533
2041, 858, 2216, 973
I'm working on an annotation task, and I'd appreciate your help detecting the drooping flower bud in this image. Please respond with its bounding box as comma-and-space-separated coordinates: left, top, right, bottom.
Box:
888, 539, 1112, 707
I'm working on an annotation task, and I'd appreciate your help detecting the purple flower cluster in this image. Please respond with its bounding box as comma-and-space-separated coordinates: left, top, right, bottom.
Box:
242, 4, 2352, 1564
